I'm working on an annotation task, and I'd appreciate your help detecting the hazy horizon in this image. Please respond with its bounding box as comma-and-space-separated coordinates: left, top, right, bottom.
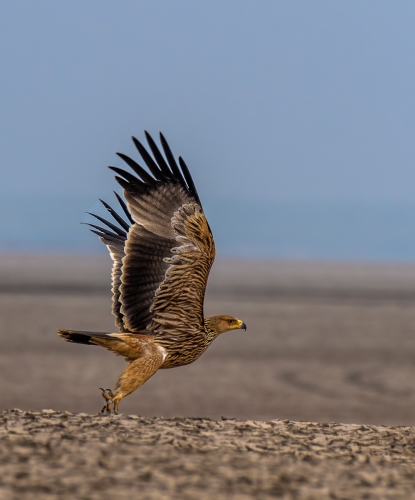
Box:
3, 192, 415, 262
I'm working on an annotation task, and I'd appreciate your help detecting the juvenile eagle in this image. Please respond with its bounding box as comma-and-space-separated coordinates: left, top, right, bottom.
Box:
58, 132, 246, 414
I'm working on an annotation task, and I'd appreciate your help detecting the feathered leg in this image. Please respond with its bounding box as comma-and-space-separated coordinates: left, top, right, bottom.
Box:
104, 343, 165, 415
58, 329, 166, 415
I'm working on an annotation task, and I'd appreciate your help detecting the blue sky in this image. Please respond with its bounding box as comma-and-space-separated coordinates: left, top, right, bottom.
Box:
1, 2, 415, 259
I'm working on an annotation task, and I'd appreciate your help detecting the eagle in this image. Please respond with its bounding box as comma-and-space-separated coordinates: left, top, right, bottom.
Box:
58, 132, 247, 414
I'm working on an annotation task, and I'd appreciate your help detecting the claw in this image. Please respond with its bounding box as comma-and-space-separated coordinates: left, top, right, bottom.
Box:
100, 388, 114, 400
100, 388, 114, 415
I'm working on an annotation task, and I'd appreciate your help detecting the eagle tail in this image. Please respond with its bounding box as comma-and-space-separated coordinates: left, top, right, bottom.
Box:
57, 329, 114, 346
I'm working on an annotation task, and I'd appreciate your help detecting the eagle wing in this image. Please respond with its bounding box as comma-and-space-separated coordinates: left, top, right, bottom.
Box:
87, 132, 215, 336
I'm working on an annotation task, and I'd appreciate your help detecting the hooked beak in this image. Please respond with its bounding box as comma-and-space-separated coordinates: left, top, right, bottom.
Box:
238, 320, 247, 331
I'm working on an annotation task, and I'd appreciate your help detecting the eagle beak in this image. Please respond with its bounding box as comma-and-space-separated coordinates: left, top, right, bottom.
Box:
238, 320, 247, 331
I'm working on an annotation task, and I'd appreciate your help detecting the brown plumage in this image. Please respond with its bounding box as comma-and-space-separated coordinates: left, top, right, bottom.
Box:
58, 132, 247, 414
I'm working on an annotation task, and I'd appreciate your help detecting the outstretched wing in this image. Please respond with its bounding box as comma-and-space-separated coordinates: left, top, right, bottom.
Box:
86, 132, 215, 336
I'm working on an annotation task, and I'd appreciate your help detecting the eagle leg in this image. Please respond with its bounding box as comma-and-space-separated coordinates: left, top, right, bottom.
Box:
107, 345, 166, 415
100, 388, 115, 415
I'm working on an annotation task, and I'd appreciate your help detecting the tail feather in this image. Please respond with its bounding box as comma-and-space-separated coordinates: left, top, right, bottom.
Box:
58, 329, 113, 345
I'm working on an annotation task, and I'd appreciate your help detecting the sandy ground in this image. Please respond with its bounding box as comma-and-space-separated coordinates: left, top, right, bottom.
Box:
2, 410, 415, 499
2, 253, 415, 497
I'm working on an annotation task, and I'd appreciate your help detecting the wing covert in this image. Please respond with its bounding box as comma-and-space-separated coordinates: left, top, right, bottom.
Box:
148, 203, 215, 336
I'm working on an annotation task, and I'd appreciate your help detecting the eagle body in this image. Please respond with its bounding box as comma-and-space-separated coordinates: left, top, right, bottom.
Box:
58, 132, 246, 414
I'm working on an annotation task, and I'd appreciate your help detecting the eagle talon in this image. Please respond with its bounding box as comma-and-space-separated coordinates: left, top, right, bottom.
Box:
100, 388, 115, 414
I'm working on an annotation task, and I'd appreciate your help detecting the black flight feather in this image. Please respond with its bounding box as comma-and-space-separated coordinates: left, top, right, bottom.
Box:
89, 229, 123, 245
114, 176, 130, 192
116, 153, 155, 184
99, 199, 130, 232
179, 156, 201, 207
144, 131, 173, 179
109, 166, 144, 188
84, 223, 125, 241
159, 132, 187, 189
114, 191, 134, 225
132, 136, 166, 181
86, 212, 126, 237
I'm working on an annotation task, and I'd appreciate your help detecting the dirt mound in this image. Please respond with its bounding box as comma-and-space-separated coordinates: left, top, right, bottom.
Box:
1, 410, 415, 499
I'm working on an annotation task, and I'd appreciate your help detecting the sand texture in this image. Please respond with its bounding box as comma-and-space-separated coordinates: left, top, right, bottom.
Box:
2, 253, 415, 497
2, 409, 415, 499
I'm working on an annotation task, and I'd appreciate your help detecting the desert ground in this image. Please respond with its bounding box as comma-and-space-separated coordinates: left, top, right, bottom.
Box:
2, 253, 415, 498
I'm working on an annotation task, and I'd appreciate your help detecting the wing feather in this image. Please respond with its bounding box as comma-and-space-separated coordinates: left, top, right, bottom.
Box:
99, 198, 130, 231
148, 204, 215, 334
85, 194, 129, 330
87, 132, 215, 337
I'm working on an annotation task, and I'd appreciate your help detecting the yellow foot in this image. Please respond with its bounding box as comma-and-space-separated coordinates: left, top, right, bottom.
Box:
99, 388, 116, 415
